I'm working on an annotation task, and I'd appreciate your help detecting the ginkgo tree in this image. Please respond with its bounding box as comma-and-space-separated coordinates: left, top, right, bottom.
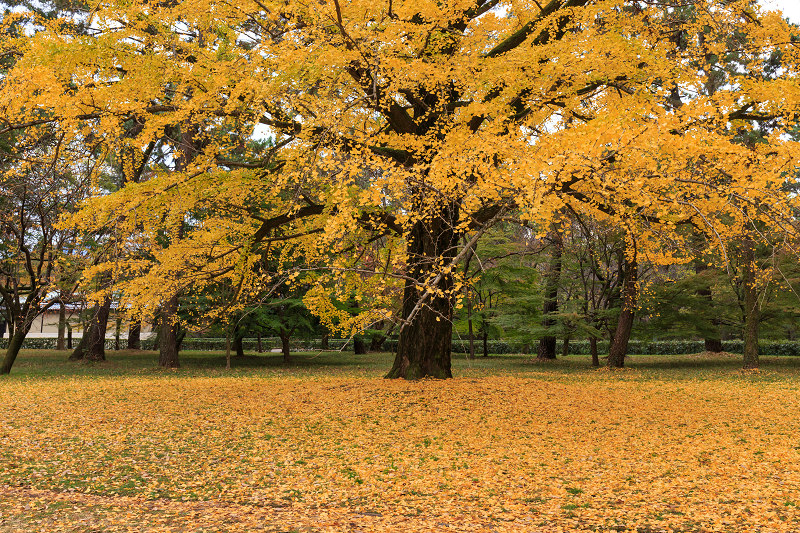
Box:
1, 0, 799, 377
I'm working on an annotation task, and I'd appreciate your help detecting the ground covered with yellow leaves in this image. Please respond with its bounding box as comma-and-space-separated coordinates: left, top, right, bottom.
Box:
2, 352, 800, 531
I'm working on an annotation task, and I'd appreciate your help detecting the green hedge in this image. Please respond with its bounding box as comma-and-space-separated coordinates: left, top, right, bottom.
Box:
4, 336, 800, 356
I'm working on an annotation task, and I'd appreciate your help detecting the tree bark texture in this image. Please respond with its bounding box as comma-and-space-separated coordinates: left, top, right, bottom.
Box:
353, 337, 367, 355
280, 332, 291, 363
114, 316, 121, 351
467, 315, 476, 360
742, 239, 759, 369
69, 329, 88, 361
608, 244, 638, 368
590, 336, 599, 367
0, 326, 28, 375
386, 205, 459, 379
127, 321, 141, 350
225, 332, 231, 370
70, 299, 111, 362
695, 263, 723, 352
159, 295, 180, 368
320, 332, 329, 350
56, 304, 67, 350
537, 230, 563, 360
234, 334, 245, 357
85, 296, 112, 362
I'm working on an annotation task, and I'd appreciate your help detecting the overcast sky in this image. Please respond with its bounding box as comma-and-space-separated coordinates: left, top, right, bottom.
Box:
760, 0, 800, 23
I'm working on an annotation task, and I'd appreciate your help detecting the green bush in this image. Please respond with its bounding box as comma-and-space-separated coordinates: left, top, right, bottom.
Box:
3, 336, 800, 356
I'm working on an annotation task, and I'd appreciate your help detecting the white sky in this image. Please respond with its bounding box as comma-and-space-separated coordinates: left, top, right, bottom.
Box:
761, 0, 800, 23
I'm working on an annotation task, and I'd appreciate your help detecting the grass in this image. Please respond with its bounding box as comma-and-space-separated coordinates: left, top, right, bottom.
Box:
2, 348, 800, 531
6, 347, 800, 381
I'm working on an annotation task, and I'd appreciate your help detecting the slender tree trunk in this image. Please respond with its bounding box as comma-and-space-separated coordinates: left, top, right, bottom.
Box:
590, 336, 599, 367
225, 330, 232, 370
256, 333, 263, 353
127, 321, 141, 350
114, 316, 121, 351
386, 205, 459, 379
482, 329, 489, 358
608, 244, 638, 369
742, 239, 759, 369
56, 304, 67, 351
465, 287, 476, 360
467, 316, 476, 360
0, 325, 28, 375
281, 332, 291, 363
321, 332, 329, 350
562, 336, 570, 358
67, 326, 73, 349
158, 295, 180, 368
538, 229, 563, 360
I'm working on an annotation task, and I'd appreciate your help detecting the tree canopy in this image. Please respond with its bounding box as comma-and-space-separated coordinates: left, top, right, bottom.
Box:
2, 0, 799, 377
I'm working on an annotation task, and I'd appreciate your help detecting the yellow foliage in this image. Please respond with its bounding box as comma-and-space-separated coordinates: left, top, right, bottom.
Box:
1, 0, 799, 325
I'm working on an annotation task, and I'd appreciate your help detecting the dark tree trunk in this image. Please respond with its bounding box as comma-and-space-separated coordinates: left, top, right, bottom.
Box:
234, 334, 245, 357
280, 332, 291, 363
696, 263, 723, 352
608, 245, 638, 369
467, 316, 476, 360
175, 328, 186, 353
1, 325, 28, 375
562, 336, 570, 358
369, 323, 394, 352
56, 304, 67, 350
67, 326, 73, 349
71, 299, 111, 362
705, 338, 724, 353
159, 295, 180, 368
537, 228, 563, 360
127, 321, 141, 350
86, 296, 111, 362
225, 331, 232, 370
742, 239, 759, 369
69, 327, 89, 361
69, 306, 95, 360
321, 332, 329, 350
353, 337, 367, 354
386, 205, 459, 379
114, 316, 121, 351
256, 333, 263, 353
482, 329, 489, 358
590, 336, 599, 367
537, 337, 556, 360
369, 334, 387, 352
